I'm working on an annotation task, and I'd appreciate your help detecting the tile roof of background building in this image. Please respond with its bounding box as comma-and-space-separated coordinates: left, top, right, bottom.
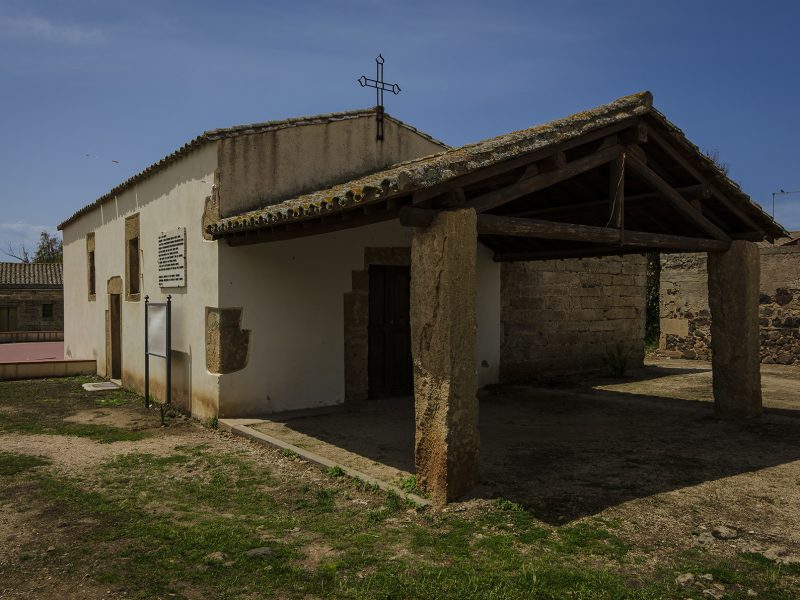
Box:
0, 262, 63, 288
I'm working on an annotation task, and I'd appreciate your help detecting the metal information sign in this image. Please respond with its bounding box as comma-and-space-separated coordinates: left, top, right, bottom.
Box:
146, 303, 167, 358
158, 228, 186, 288
144, 296, 171, 407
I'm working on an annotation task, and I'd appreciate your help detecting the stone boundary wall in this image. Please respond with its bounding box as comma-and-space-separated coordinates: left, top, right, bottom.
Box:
500, 255, 647, 381
659, 245, 800, 364
0, 289, 64, 333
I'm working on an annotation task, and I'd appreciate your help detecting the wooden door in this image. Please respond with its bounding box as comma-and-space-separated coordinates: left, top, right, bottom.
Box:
0, 307, 18, 331
368, 265, 413, 399
109, 293, 122, 379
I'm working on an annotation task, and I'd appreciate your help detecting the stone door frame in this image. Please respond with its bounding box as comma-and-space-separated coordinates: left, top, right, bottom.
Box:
343, 247, 411, 406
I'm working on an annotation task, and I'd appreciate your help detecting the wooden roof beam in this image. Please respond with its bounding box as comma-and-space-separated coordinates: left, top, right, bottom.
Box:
477, 213, 730, 252
494, 247, 653, 262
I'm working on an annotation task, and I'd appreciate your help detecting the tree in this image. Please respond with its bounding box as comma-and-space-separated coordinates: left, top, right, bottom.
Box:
4, 231, 62, 263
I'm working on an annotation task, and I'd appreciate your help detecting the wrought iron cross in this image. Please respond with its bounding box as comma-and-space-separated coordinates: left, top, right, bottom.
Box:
358, 54, 401, 140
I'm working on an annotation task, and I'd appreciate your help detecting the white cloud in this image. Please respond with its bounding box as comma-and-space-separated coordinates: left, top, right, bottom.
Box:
0, 14, 105, 45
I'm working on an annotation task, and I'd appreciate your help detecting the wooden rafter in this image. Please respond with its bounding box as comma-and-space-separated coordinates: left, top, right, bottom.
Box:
466, 145, 623, 213
645, 126, 765, 235
410, 118, 643, 206
626, 153, 731, 241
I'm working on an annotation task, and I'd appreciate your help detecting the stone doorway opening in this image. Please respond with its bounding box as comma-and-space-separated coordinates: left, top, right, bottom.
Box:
367, 265, 412, 400
108, 293, 122, 380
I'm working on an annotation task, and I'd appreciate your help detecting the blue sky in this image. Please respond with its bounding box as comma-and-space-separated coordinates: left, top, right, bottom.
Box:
1, 0, 798, 256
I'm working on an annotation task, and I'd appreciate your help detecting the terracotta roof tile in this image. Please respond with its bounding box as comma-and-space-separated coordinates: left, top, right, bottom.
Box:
0, 262, 63, 288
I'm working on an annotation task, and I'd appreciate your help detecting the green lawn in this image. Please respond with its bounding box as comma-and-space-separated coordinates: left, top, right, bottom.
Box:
0, 377, 797, 599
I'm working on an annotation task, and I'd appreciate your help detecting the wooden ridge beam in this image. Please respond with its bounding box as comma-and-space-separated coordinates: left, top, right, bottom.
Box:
466, 145, 624, 213
626, 153, 731, 241
476, 213, 730, 252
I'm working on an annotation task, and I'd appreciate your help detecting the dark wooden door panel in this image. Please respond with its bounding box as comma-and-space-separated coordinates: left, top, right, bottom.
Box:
110, 294, 122, 379
368, 265, 412, 399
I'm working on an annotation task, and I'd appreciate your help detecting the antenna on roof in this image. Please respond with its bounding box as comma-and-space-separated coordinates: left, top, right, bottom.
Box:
771, 188, 800, 218
358, 54, 401, 141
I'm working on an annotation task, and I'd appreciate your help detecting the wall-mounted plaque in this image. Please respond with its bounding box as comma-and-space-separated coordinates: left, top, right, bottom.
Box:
158, 227, 186, 288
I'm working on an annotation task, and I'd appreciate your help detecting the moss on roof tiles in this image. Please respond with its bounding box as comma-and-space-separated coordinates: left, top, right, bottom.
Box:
209, 92, 653, 234
209, 91, 786, 241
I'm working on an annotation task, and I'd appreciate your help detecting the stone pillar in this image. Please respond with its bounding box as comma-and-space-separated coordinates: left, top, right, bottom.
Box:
410, 208, 480, 504
707, 240, 762, 419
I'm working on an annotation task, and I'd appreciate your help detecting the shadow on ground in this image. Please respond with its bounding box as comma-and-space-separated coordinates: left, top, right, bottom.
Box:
257, 362, 800, 524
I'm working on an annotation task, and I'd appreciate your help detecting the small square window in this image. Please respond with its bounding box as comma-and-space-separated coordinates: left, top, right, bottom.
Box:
42, 304, 54, 319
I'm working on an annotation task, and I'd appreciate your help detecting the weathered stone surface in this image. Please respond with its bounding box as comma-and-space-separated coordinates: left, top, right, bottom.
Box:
708, 241, 762, 419
711, 525, 739, 540
500, 255, 647, 381
201, 170, 221, 241
411, 208, 479, 504
660, 245, 800, 364
206, 307, 250, 374
0, 289, 63, 332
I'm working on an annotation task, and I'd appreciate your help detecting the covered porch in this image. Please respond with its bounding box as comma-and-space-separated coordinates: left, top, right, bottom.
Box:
224, 357, 800, 520
210, 92, 786, 504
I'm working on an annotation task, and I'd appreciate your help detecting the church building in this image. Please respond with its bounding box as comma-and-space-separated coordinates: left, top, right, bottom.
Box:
59, 92, 784, 502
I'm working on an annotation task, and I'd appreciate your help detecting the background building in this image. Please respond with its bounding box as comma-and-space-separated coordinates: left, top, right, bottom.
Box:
0, 262, 64, 343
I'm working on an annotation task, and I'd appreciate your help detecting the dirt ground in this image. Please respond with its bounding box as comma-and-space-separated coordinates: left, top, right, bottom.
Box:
252, 358, 800, 560
0, 381, 357, 599
2, 368, 800, 598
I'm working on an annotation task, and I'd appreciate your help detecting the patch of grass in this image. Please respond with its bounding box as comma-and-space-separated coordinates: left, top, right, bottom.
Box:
2, 378, 799, 600
398, 474, 417, 493
282, 448, 299, 459
551, 521, 630, 559
93, 392, 130, 408
206, 415, 218, 429
0, 413, 149, 443
0, 452, 51, 476
494, 497, 525, 512
4, 449, 795, 600
325, 465, 345, 478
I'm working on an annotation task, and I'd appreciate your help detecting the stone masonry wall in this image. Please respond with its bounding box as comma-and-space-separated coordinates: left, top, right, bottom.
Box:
0, 288, 64, 332
500, 255, 647, 381
659, 245, 800, 364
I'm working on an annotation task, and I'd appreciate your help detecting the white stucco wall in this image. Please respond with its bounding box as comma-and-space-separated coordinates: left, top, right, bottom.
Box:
218, 116, 446, 218
61, 144, 220, 418
218, 220, 501, 416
